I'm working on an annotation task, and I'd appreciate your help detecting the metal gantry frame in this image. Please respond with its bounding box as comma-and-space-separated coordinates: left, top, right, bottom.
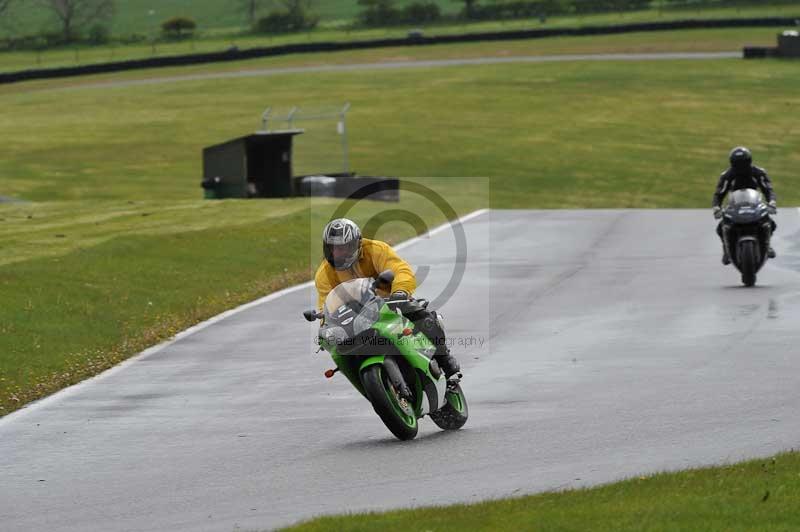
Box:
260, 103, 352, 175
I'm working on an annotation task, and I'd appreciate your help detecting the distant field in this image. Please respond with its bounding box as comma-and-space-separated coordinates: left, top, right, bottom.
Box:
0, 3, 798, 72
2, 37, 800, 414
2, 50, 798, 207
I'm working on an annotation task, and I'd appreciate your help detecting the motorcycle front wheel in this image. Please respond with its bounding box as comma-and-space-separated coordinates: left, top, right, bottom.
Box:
739, 239, 758, 287
361, 365, 418, 440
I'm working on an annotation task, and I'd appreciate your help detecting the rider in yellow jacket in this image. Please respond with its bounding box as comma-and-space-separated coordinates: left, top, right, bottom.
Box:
315, 238, 416, 310
314, 218, 461, 377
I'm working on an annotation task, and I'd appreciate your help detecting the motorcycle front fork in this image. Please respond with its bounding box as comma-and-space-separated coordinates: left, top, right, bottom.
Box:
721, 222, 772, 262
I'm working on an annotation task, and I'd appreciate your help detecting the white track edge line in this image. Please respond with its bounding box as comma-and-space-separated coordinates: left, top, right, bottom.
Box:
394, 208, 489, 251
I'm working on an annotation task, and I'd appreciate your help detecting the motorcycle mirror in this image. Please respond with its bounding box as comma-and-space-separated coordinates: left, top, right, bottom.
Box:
373, 269, 395, 290
303, 309, 321, 322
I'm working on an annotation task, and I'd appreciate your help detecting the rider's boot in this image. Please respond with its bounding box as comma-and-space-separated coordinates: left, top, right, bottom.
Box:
717, 224, 730, 265
769, 220, 778, 259
721, 247, 731, 265
434, 345, 461, 379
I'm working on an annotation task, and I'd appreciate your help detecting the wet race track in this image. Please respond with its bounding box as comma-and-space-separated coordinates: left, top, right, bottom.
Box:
2, 209, 799, 531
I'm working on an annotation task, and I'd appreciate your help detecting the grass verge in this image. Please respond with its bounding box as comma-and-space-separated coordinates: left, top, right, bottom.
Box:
1, 54, 799, 207
283, 450, 800, 531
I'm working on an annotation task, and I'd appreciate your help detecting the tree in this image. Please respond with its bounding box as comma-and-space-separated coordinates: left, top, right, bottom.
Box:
280, 0, 314, 19
240, 0, 261, 27
452, 0, 477, 19
36, 0, 114, 42
402, 1, 440, 23
253, 0, 317, 34
0, 0, 17, 28
255, 0, 318, 35
358, 0, 399, 26
161, 16, 196, 38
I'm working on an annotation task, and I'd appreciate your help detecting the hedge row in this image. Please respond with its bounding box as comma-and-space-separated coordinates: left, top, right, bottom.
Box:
1, 17, 795, 84
358, 0, 795, 27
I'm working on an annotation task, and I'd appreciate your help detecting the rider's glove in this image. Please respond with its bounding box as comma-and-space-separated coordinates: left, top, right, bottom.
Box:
768, 200, 777, 215
389, 290, 409, 301
712, 206, 722, 220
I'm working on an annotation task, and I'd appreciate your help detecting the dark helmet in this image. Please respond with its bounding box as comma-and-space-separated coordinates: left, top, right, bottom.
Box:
322, 218, 362, 270
729, 146, 752, 172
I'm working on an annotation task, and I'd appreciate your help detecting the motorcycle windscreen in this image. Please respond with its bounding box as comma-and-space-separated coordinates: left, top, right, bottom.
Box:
726, 188, 767, 223
322, 278, 382, 335
727, 188, 762, 207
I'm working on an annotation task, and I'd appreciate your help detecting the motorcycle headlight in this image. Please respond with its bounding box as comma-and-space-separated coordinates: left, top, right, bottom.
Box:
320, 326, 348, 346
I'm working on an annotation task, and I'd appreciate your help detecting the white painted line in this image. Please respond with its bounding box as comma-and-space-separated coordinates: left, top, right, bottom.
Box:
395, 208, 489, 251
1, 208, 490, 424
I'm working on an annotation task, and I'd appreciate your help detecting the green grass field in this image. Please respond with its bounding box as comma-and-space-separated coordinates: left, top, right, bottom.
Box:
1, 32, 799, 415
283, 451, 800, 531
0, 3, 797, 72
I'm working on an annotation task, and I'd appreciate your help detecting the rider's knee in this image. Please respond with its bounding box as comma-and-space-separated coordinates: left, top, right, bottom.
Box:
419, 311, 445, 338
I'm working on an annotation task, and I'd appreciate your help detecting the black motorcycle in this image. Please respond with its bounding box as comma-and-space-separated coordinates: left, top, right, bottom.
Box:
721, 188, 773, 287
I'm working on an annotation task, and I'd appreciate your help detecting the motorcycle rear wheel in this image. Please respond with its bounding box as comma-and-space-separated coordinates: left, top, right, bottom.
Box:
361, 365, 418, 440
429, 382, 469, 431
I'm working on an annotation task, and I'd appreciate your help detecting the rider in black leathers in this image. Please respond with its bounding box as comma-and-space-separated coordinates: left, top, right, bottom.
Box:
712, 146, 777, 265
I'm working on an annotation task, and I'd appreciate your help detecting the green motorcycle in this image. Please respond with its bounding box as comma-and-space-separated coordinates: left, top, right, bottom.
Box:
303, 271, 468, 440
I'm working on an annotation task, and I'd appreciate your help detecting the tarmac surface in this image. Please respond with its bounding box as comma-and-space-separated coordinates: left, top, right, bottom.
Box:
2, 209, 799, 531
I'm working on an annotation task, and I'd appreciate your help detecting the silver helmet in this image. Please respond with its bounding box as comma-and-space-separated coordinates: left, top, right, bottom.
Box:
322, 218, 362, 270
